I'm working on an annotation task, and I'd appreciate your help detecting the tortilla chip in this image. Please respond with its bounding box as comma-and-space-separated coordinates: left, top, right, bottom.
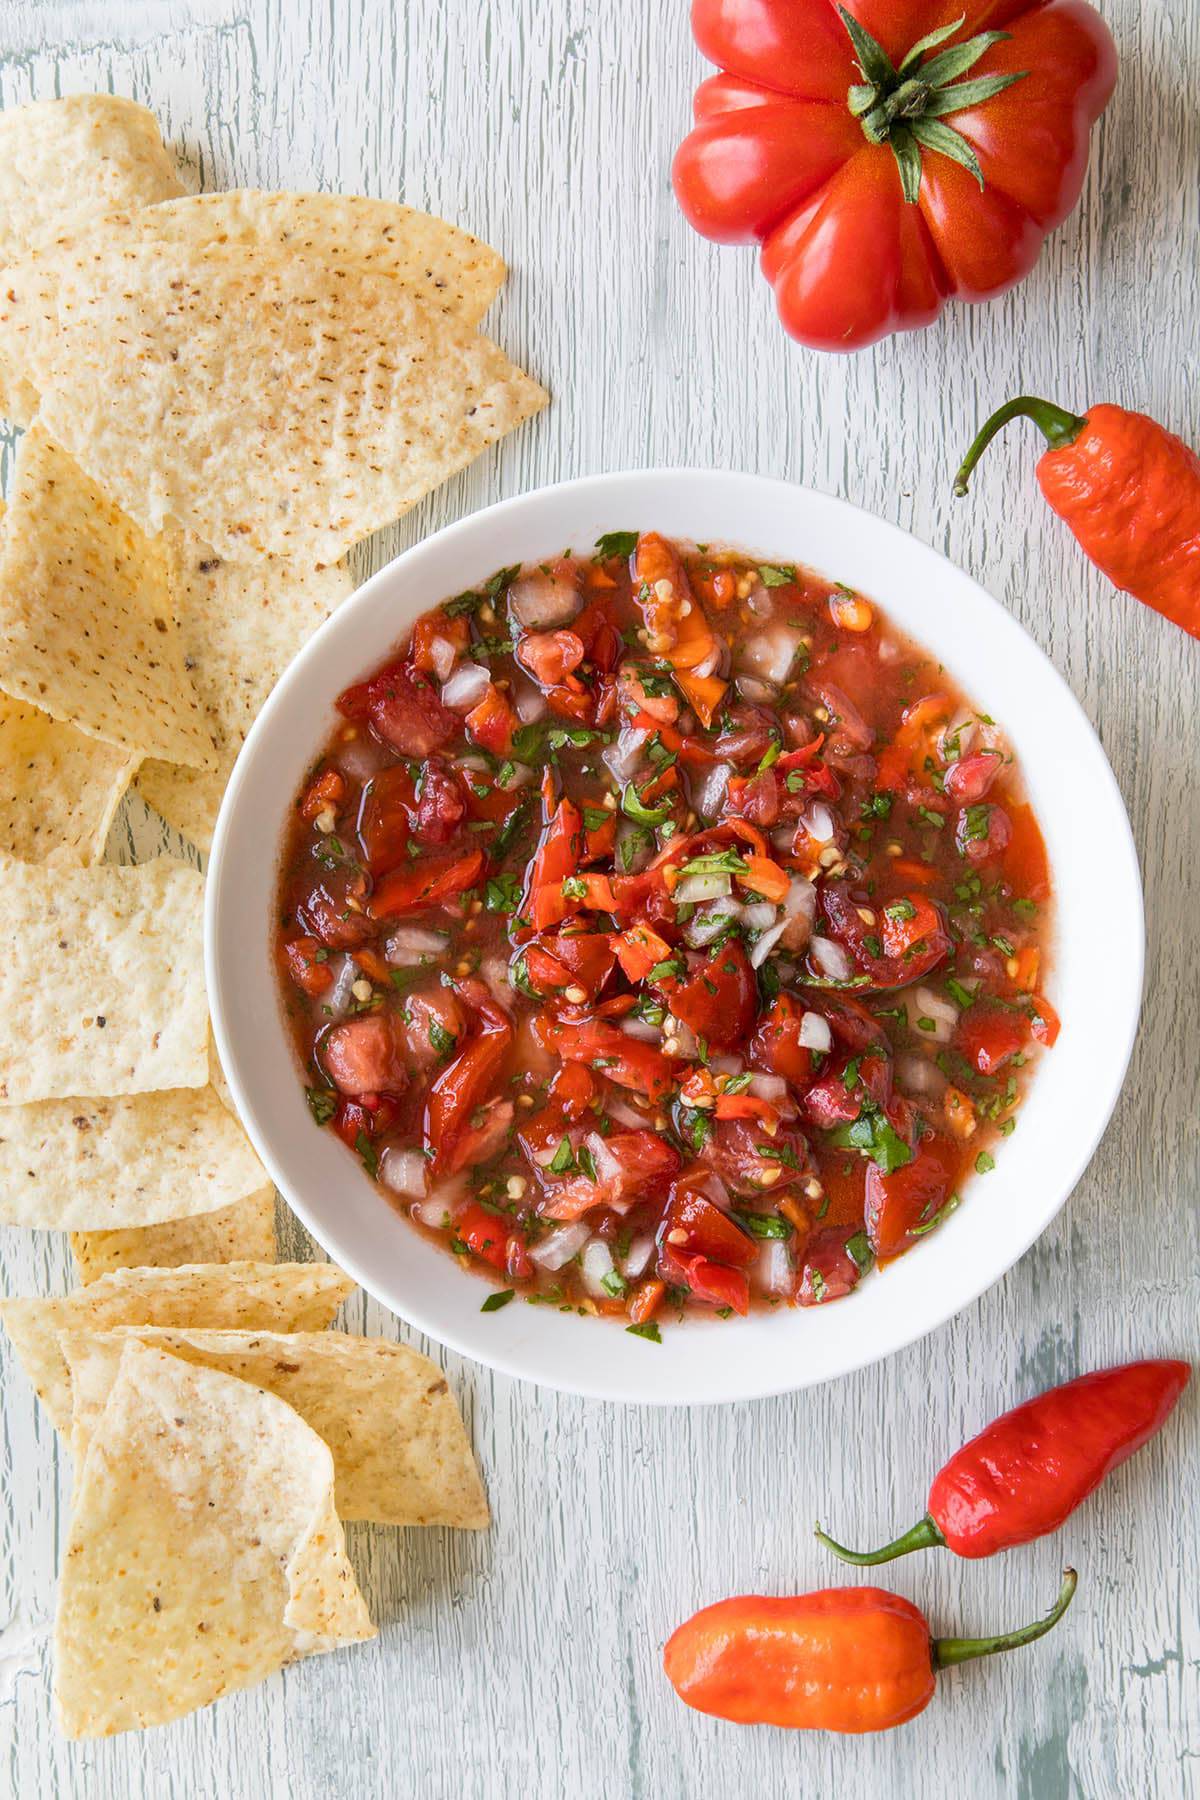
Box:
54, 1338, 373, 1737
0, 853, 207, 1106
0, 94, 183, 422
0, 1086, 265, 1230
64, 1328, 489, 1527
0, 1260, 353, 1430
137, 537, 354, 849
0, 694, 137, 864
71, 1187, 277, 1283
0, 425, 214, 768
15, 241, 547, 562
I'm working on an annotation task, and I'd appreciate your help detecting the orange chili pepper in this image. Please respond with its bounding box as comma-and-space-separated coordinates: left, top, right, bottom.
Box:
613, 922, 673, 983
664, 1573, 1076, 1735
955, 396, 1200, 639
737, 854, 790, 904
629, 1277, 665, 1326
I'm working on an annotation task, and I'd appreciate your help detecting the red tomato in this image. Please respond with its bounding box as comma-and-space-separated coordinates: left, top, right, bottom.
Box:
410, 610, 469, 674
338, 660, 457, 757
537, 1015, 676, 1104
518, 629, 586, 687
865, 1132, 960, 1261
357, 765, 417, 873
663, 1189, 758, 1270
956, 1003, 1031, 1075
322, 1014, 409, 1098
282, 935, 332, 997
526, 799, 584, 933
454, 1202, 511, 1270
465, 683, 518, 755
820, 884, 950, 989
673, 0, 1117, 351
749, 992, 814, 1088
414, 760, 467, 845
298, 879, 372, 950
673, 1253, 751, 1316
299, 769, 346, 822
367, 850, 484, 920
667, 940, 758, 1052
425, 996, 513, 1174
797, 1228, 864, 1305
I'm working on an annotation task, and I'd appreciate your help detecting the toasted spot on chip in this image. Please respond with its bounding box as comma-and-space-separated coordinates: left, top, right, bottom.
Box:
0, 1260, 353, 1430
0, 1086, 266, 1230
0, 94, 184, 422
63, 1327, 489, 1528
137, 537, 355, 848
54, 1339, 373, 1737
0, 426, 215, 768
71, 1186, 277, 1283
0, 853, 207, 1106
17, 242, 547, 563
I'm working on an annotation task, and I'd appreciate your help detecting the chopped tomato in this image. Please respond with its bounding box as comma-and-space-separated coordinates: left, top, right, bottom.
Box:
410, 610, 470, 674
356, 765, 417, 873
1001, 801, 1052, 904
955, 1004, 1031, 1075
613, 922, 674, 983
662, 1189, 758, 1269
865, 1132, 959, 1261
671, 1252, 750, 1315
749, 993, 814, 1087
454, 1202, 511, 1270
820, 884, 950, 989
738, 854, 789, 904
367, 850, 484, 920
299, 769, 346, 822
797, 1230, 864, 1306
322, 1014, 409, 1098
425, 995, 513, 1174
282, 936, 333, 996
667, 940, 758, 1053
527, 799, 584, 932
881, 894, 944, 961
338, 660, 457, 758
537, 1014, 676, 1103
518, 629, 586, 687
465, 683, 518, 755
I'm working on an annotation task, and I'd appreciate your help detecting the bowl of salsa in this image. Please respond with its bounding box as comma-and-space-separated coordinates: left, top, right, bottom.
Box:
207, 469, 1142, 1403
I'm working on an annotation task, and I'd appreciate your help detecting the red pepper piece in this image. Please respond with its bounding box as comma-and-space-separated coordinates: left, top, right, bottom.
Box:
955, 396, 1200, 639
666, 939, 758, 1052
864, 1131, 958, 1261
816, 1360, 1190, 1566
367, 849, 484, 920
664, 1573, 1077, 1733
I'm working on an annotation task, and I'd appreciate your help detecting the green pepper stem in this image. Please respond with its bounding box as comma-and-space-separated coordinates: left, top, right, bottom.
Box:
952, 396, 1089, 498
932, 1569, 1078, 1671
814, 1513, 945, 1565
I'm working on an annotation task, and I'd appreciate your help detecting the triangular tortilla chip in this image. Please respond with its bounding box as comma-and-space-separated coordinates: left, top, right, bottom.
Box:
63, 1328, 489, 1527
0, 1260, 352, 1430
0, 94, 184, 422
0, 853, 208, 1106
14, 241, 547, 561
54, 1339, 373, 1737
71, 1187, 277, 1283
0, 1086, 265, 1230
137, 536, 355, 849
0, 425, 214, 767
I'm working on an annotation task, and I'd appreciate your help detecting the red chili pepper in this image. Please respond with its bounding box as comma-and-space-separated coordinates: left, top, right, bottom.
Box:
664, 1573, 1076, 1734
955, 396, 1200, 639
816, 1360, 1190, 1565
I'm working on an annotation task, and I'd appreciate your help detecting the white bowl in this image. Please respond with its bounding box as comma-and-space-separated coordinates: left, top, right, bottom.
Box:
207, 469, 1142, 1406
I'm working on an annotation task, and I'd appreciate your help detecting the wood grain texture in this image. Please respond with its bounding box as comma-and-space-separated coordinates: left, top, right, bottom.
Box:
0, 1, 1197, 1795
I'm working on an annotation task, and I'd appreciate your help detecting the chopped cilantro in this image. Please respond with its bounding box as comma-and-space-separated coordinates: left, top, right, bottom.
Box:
601, 1269, 628, 1298
354, 1130, 379, 1179
735, 1210, 791, 1240
486, 873, 522, 914
962, 804, 993, 842
911, 1193, 961, 1236
548, 1136, 576, 1176
885, 899, 917, 922
428, 1019, 457, 1061
509, 953, 538, 999
647, 957, 685, 982
561, 875, 588, 900
917, 806, 945, 830
576, 1144, 598, 1184
845, 1230, 874, 1272
757, 739, 782, 772
723, 1071, 754, 1095
975, 1150, 996, 1174
626, 1320, 662, 1343
758, 563, 797, 587
481, 1289, 515, 1312
946, 977, 976, 1009
827, 1106, 913, 1174
582, 804, 610, 832
305, 1087, 336, 1127
594, 530, 639, 559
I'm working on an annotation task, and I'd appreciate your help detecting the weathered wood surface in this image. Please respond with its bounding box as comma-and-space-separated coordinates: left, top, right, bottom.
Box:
0, 1, 1197, 1795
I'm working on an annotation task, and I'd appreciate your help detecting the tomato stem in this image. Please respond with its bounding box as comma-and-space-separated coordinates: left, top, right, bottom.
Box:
932, 1569, 1078, 1670
814, 1513, 945, 1565
953, 396, 1089, 496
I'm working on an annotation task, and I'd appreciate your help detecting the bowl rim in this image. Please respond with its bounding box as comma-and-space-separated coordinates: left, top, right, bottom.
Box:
206, 466, 1144, 1406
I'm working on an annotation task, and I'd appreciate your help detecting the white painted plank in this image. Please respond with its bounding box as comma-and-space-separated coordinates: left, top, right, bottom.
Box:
0, 0, 1197, 1795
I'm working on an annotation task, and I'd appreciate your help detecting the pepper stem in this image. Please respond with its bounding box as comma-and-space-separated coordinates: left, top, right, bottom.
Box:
932, 1569, 1078, 1671
814, 1513, 946, 1565
953, 395, 1089, 497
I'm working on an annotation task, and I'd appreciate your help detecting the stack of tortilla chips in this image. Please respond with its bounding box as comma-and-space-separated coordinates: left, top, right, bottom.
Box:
0, 92, 515, 1735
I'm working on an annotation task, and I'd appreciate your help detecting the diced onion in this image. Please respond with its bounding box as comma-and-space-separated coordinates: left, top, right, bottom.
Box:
742, 623, 806, 687
411, 1182, 461, 1229
604, 1092, 652, 1129
803, 802, 836, 844
748, 1072, 788, 1104
692, 645, 722, 680
508, 572, 582, 630
428, 635, 457, 682
385, 926, 450, 967
735, 674, 776, 705
497, 761, 535, 790
896, 1052, 947, 1097
692, 761, 731, 821
674, 871, 732, 905
323, 954, 358, 1019
513, 676, 547, 723
799, 1010, 833, 1053
602, 726, 649, 784
584, 1132, 622, 1186
685, 900, 744, 948
530, 1221, 590, 1270
667, 1017, 698, 1059
620, 1234, 655, 1280
335, 735, 382, 783
580, 1236, 618, 1298
913, 985, 959, 1043
380, 1148, 427, 1198
619, 1014, 662, 1042
614, 818, 654, 874
756, 1238, 794, 1295
441, 662, 491, 712
811, 936, 853, 981
784, 876, 817, 923
741, 901, 777, 931
749, 918, 788, 969
480, 955, 511, 1006
708, 1055, 741, 1078
746, 583, 772, 619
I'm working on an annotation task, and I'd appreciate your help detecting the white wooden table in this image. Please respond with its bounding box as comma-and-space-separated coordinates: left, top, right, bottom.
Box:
1, 2, 1197, 1794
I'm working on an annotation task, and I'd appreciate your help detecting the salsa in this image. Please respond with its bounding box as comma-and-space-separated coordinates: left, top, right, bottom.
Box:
275, 532, 1056, 1335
